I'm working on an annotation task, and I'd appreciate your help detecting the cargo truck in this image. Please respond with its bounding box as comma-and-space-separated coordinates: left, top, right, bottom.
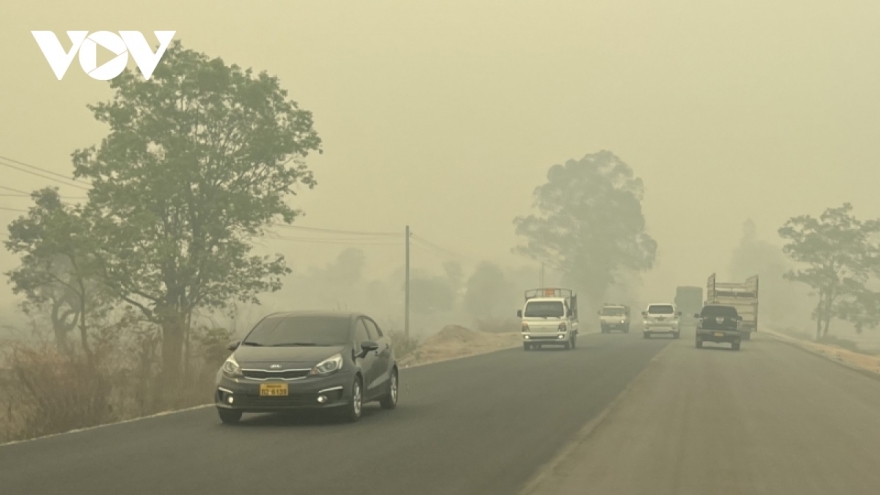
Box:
598, 304, 630, 333
706, 273, 759, 340
517, 288, 579, 351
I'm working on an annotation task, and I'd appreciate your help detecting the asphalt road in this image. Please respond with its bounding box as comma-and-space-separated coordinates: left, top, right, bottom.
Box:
522, 329, 880, 495
0, 330, 666, 495
3, 327, 879, 495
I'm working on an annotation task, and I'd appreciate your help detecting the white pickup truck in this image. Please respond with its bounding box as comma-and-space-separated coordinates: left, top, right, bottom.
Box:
517, 288, 579, 351
598, 304, 630, 333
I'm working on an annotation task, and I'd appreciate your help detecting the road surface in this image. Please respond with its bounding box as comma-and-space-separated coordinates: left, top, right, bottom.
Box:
2, 327, 879, 495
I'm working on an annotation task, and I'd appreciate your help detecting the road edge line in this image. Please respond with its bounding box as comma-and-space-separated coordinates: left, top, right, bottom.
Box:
0, 403, 213, 449
517, 341, 673, 495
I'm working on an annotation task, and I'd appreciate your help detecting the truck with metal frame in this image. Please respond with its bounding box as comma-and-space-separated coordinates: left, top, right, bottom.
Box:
517, 288, 579, 351
706, 273, 759, 340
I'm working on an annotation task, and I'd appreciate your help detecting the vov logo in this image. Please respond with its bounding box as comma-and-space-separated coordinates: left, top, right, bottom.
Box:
31, 31, 176, 81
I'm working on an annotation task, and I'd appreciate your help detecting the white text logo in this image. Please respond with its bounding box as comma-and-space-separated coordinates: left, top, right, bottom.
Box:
31, 31, 176, 81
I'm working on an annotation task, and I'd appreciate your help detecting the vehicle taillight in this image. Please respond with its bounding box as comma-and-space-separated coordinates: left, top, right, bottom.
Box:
521, 323, 529, 333
558, 322, 566, 331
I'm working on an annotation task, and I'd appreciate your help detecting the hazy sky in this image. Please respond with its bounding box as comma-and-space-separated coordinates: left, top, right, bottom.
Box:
2, 0, 880, 308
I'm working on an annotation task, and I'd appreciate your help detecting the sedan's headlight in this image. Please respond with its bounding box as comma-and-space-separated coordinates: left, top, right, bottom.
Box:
221, 356, 242, 377
309, 353, 344, 376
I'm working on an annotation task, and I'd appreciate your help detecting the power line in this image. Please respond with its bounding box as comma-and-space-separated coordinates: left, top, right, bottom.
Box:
0, 154, 90, 184
0, 160, 91, 191
271, 223, 400, 237
264, 234, 400, 245
410, 234, 474, 261
0, 186, 31, 195
0, 206, 28, 213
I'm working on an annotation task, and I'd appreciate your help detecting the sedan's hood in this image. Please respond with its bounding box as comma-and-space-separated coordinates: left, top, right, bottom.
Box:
234, 345, 345, 367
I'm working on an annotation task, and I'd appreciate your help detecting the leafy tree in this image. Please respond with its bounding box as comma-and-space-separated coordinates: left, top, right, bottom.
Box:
778, 204, 880, 339
730, 219, 804, 327
5, 189, 109, 360
70, 41, 322, 390
513, 151, 656, 305
463, 262, 517, 320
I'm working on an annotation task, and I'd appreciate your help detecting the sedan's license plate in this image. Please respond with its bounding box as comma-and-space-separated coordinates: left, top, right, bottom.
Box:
714, 332, 724, 337
259, 383, 288, 396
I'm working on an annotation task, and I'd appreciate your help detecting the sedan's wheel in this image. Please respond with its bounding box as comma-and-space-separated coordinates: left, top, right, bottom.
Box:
732, 342, 741, 351
643, 332, 650, 339
341, 376, 363, 422
673, 331, 680, 339
696, 340, 703, 349
218, 408, 241, 425
523, 343, 531, 351
380, 369, 398, 410
570, 335, 577, 349
563, 340, 571, 350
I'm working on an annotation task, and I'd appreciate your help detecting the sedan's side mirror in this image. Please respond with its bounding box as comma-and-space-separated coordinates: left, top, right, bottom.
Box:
676, 311, 682, 316
737, 316, 743, 321
693, 313, 700, 319
516, 310, 523, 318
641, 311, 647, 316
360, 340, 379, 357
226, 340, 240, 352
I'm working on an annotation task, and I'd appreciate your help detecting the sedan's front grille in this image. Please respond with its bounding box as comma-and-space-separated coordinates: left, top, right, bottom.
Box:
242, 369, 311, 380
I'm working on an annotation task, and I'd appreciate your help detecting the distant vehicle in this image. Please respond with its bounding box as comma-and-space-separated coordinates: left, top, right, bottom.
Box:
707, 274, 759, 340
215, 311, 398, 424
598, 304, 630, 333
517, 288, 579, 350
642, 303, 681, 339
674, 286, 703, 322
695, 304, 742, 350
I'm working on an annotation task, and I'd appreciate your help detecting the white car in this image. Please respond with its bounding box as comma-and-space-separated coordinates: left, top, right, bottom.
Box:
642, 303, 681, 339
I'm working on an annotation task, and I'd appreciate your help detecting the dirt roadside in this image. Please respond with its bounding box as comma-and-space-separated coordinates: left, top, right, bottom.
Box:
398, 325, 522, 368
763, 329, 880, 375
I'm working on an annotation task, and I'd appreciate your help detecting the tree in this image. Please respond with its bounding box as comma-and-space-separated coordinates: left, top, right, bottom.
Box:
463, 262, 517, 320
5, 189, 110, 361
778, 204, 880, 339
70, 41, 322, 391
730, 219, 804, 328
513, 151, 656, 305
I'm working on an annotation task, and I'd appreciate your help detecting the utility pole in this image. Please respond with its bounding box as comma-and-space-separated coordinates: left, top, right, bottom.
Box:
405, 225, 410, 338
540, 262, 545, 287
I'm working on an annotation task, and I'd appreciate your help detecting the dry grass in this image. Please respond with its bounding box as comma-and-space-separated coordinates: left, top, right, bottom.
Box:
0, 325, 233, 444
398, 325, 521, 368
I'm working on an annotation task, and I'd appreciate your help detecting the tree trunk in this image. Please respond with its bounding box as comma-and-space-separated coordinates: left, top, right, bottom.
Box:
159, 313, 186, 404
814, 290, 824, 341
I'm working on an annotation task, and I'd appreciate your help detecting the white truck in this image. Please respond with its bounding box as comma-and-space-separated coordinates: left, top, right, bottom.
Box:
706, 273, 759, 340
517, 288, 579, 351
598, 304, 630, 333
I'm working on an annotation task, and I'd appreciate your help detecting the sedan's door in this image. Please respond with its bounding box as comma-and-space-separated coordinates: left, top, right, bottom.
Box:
363, 317, 392, 391
354, 318, 378, 396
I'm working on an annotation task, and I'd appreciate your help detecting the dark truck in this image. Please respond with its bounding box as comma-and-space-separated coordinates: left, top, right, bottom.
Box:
695, 304, 743, 351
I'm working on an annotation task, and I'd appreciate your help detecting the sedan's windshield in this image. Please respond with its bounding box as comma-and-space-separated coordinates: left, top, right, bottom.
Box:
243, 316, 351, 346
601, 307, 625, 316
648, 305, 674, 314
701, 306, 739, 318
524, 301, 565, 317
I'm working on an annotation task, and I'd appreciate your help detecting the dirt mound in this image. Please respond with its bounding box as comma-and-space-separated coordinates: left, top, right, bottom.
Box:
424, 325, 480, 344
399, 325, 520, 368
